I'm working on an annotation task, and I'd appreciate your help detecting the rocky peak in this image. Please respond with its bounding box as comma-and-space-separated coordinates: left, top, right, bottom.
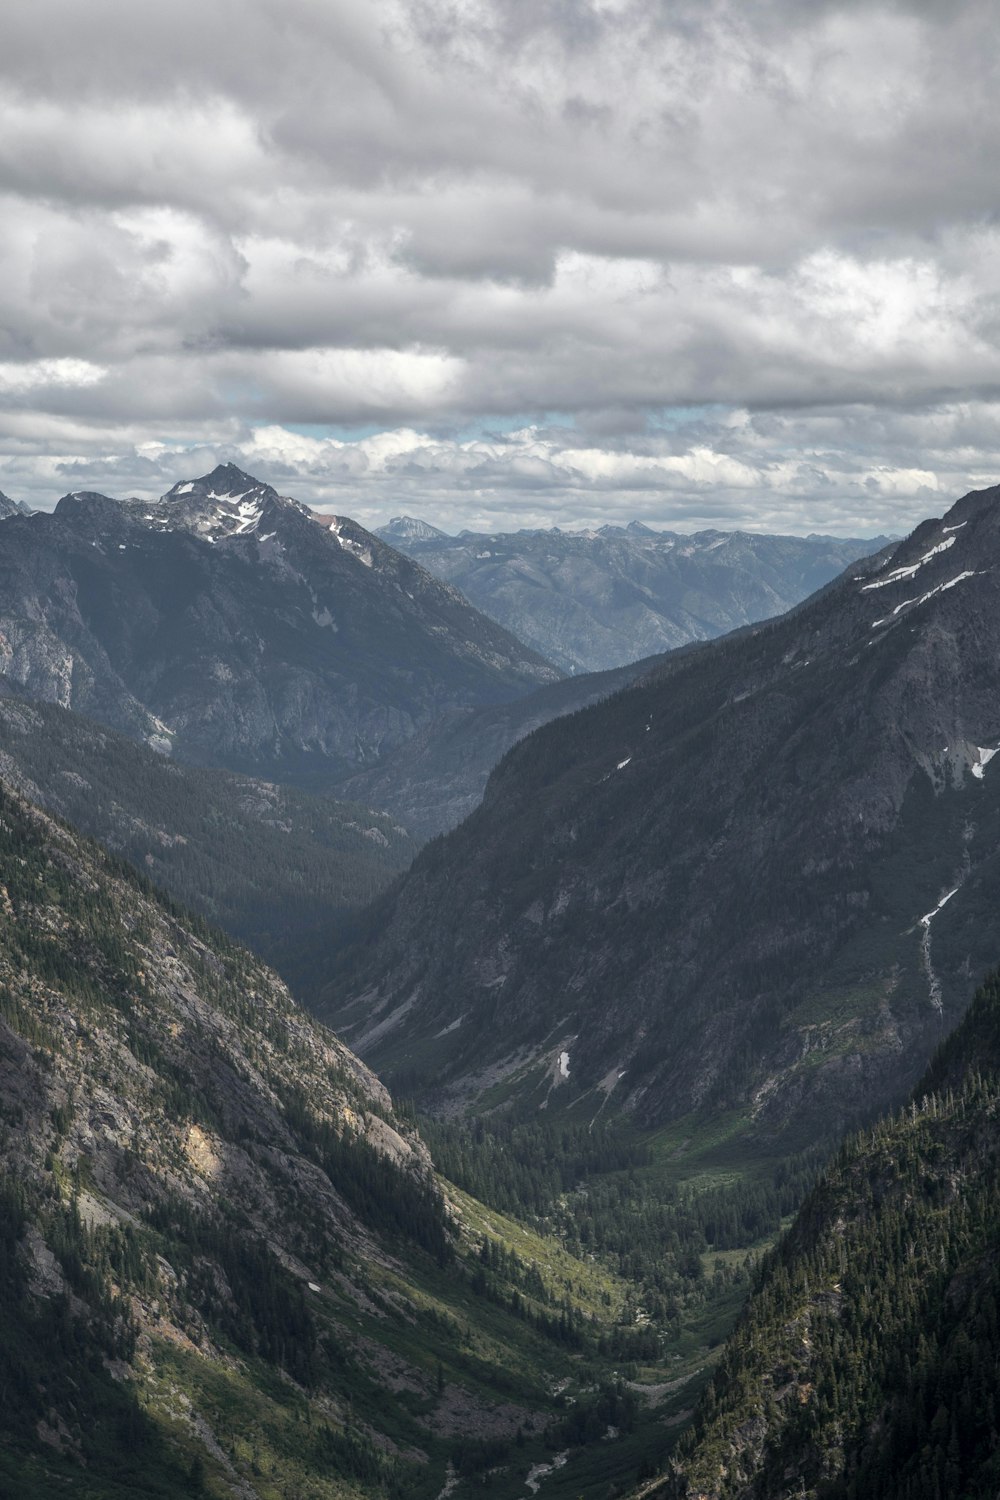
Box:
151, 463, 298, 541
0, 491, 29, 519
377, 515, 449, 543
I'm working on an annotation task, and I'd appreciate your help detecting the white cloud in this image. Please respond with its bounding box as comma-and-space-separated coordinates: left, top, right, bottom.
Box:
0, 0, 998, 529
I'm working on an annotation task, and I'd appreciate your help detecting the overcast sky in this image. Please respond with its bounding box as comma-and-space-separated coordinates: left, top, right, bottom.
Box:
2, 0, 999, 534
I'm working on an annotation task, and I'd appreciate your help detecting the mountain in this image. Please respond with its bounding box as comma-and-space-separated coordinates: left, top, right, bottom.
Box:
0, 776, 668, 1498
323, 484, 1000, 1145
0, 464, 558, 783
378, 515, 449, 543
338, 652, 664, 840
0, 685, 416, 995
375, 519, 891, 673
658, 967, 1000, 1500
0, 490, 30, 518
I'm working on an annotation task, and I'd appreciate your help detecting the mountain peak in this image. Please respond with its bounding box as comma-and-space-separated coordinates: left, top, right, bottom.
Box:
154, 465, 291, 540
0, 491, 29, 519
185, 461, 276, 499
377, 515, 449, 542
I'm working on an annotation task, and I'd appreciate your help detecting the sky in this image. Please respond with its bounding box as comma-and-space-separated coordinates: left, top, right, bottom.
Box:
2, 0, 999, 536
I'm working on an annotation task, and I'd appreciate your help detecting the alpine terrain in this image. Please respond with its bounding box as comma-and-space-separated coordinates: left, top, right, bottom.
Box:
325, 485, 1000, 1149
0, 685, 416, 994
0, 778, 689, 1499
377, 518, 890, 674
0, 464, 558, 784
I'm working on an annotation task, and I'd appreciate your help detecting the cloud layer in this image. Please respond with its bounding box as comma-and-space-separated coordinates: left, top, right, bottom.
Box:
2, 0, 999, 532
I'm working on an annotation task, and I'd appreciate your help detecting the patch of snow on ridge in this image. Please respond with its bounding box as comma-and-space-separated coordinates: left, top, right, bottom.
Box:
862, 534, 956, 591
558, 1051, 570, 1078
972, 747, 998, 780
616, 756, 632, 770
872, 570, 981, 628
175, 482, 194, 495
943, 521, 967, 533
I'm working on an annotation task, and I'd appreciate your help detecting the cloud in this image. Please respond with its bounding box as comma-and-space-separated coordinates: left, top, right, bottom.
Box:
0, 0, 998, 529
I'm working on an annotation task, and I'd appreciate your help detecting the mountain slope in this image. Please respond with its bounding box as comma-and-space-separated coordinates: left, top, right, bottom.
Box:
0, 686, 415, 993
0, 465, 557, 783
0, 778, 659, 1499
377, 519, 890, 673
656, 967, 1000, 1500
338, 652, 664, 840
324, 485, 1000, 1142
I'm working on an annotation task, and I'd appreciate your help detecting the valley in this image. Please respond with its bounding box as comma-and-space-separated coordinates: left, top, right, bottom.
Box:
0, 471, 997, 1498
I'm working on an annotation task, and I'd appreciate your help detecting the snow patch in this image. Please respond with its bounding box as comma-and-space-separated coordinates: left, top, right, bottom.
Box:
175, 482, 194, 495
942, 520, 967, 533
558, 1051, 570, 1078
861, 534, 956, 592
920, 887, 959, 928
971, 746, 998, 780
616, 756, 631, 771
871, 570, 980, 628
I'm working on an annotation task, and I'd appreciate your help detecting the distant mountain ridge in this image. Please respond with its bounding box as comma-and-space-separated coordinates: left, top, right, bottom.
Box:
326, 485, 1000, 1145
0, 464, 558, 783
376, 516, 892, 673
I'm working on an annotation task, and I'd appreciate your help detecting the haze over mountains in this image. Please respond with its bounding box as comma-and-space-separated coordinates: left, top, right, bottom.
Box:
378, 516, 891, 674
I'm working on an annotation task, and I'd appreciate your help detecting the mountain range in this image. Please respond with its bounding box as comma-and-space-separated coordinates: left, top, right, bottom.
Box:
3, 468, 1000, 1498
325, 485, 1000, 1152
0, 464, 557, 784
377, 516, 891, 674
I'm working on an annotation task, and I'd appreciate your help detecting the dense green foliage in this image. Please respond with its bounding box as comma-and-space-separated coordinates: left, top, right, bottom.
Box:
422, 1112, 824, 1365
664, 969, 1000, 1500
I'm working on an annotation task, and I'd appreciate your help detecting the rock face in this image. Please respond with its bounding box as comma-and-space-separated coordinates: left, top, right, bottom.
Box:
0, 464, 558, 782
325, 486, 1000, 1142
0, 775, 670, 1498
0, 490, 30, 518
0, 776, 436, 1490
377, 518, 890, 673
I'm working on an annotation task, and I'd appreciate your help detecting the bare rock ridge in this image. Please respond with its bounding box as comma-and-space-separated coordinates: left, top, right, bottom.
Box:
378, 514, 891, 674
325, 484, 1000, 1143
0, 463, 559, 783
